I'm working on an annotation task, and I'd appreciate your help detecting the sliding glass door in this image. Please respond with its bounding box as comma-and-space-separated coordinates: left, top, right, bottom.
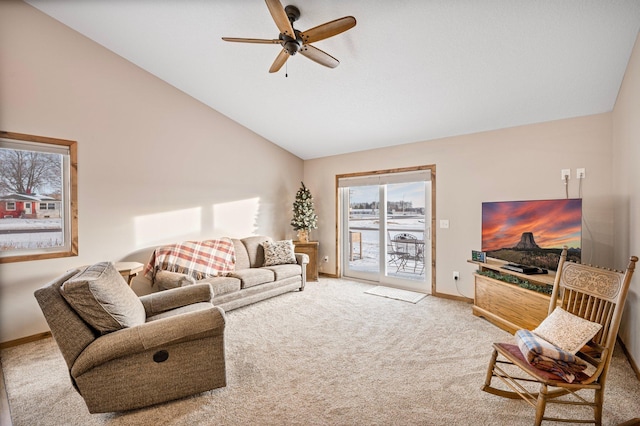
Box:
344, 184, 381, 278
339, 168, 432, 293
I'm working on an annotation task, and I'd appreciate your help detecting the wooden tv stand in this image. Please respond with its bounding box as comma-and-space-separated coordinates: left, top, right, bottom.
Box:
467, 257, 556, 334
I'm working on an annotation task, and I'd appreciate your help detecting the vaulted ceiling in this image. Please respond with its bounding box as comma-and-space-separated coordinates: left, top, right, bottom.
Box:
26, 1, 640, 160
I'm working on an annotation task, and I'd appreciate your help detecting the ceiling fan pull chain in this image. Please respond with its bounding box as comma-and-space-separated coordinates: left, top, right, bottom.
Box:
285, 61, 288, 78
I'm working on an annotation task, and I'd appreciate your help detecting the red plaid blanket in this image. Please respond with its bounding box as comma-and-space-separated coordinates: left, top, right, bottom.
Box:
144, 238, 236, 281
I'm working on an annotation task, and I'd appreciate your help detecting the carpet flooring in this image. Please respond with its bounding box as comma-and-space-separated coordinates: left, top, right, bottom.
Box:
1, 278, 639, 425
364, 285, 428, 303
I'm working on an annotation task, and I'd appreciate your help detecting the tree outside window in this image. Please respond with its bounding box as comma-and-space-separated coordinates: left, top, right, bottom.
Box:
0, 131, 78, 263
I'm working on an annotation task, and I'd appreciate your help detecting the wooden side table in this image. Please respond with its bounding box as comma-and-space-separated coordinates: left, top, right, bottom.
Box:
78, 262, 144, 286
293, 241, 319, 282
114, 262, 144, 286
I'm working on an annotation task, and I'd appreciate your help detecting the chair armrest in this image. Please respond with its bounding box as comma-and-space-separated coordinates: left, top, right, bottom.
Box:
71, 306, 225, 378
139, 283, 214, 317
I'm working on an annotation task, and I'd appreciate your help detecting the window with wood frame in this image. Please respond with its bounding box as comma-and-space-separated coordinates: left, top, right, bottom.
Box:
0, 131, 78, 263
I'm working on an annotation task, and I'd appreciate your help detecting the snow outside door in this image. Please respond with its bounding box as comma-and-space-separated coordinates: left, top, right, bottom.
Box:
341, 179, 431, 293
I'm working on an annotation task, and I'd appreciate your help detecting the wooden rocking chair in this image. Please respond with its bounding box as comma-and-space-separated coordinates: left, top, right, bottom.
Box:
482, 248, 637, 425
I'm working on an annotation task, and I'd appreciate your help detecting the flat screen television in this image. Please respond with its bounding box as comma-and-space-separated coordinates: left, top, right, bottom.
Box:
481, 198, 582, 272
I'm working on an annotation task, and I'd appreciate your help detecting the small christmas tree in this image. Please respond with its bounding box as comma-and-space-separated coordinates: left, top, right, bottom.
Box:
291, 182, 318, 242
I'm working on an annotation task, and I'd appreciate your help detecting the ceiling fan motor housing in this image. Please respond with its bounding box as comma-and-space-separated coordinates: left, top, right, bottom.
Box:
279, 32, 301, 55
284, 40, 300, 55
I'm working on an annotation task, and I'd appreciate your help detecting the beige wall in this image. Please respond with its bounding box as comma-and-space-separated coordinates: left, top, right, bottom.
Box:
306, 114, 614, 294
0, 1, 303, 343
613, 32, 640, 365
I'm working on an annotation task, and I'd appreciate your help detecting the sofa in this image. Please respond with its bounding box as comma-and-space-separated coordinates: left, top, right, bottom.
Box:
143, 236, 309, 312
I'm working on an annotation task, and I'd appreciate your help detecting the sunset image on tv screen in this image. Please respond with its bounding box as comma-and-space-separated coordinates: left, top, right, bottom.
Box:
482, 199, 582, 252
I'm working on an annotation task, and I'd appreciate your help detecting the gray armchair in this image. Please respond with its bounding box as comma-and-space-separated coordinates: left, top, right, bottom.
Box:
34, 262, 226, 413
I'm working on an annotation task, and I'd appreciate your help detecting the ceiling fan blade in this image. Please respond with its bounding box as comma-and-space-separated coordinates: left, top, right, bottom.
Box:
299, 45, 339, 69
269, 49, 290, 73
300, 16, 356, 44
265, 0, 295, 38
222, 37, 281, 44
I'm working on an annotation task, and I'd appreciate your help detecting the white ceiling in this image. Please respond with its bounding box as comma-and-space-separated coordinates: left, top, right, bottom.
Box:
26, 1, 640, 160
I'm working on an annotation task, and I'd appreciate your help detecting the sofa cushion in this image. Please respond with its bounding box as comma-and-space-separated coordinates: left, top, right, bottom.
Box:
60, 262, 146, 334
263, 264, 303, 281
231, 268, 275, 289
262, 239, 297, 266
199, 276, 242, 296
241, 236, 273, 268
232, 238, 250, 270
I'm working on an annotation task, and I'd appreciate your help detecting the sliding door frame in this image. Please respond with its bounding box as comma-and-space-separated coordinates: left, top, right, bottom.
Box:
335, 164, 436, 295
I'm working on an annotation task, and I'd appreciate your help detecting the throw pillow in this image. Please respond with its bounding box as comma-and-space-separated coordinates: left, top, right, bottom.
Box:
263, 239, 297, 266
61, 262, 146, 334
533, 307, 602, 354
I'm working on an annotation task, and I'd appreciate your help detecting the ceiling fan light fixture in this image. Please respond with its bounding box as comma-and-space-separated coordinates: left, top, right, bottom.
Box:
284, 39, 300, 55
221, 0, 356, 73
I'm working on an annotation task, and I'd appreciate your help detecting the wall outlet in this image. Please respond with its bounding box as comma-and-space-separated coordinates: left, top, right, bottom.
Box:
577, 168, 586, 179
323, 255, 329, 263
561, 169, 571, 180
453, 271, 460, 281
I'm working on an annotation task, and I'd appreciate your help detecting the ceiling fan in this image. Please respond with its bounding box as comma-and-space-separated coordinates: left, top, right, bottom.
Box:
222, 0, 356, 73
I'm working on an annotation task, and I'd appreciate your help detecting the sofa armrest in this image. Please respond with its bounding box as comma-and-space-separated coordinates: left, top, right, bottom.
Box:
71, 305, 225, 378
153, 269, 197, 291
295, 253, 309, 290
139, 283, 213, 317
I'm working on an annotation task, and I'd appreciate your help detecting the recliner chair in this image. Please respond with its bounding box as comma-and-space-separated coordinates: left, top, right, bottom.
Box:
34, 262, 226, 413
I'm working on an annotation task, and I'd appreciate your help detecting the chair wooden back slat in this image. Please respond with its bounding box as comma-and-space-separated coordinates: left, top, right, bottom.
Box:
563, 289, 575, 313
588, 295, 598, 319
591, 297, 604, 323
